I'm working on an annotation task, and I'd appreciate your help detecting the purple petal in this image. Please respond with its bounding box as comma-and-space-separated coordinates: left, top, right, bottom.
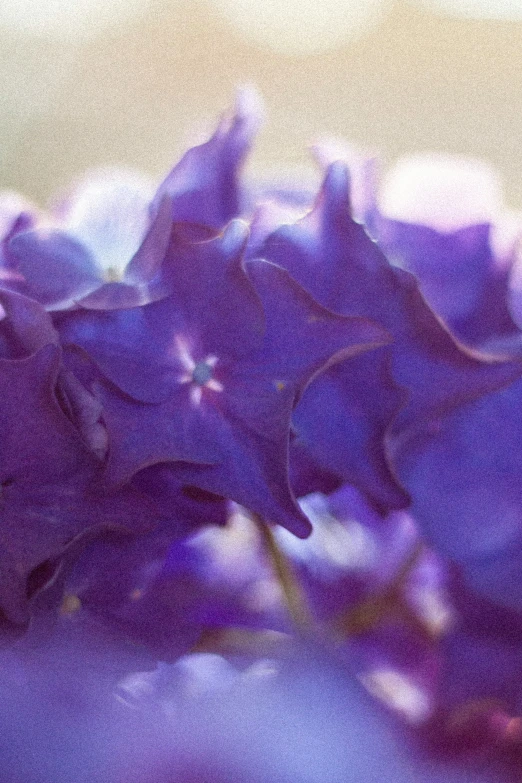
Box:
259, 161, 522, 440
58, 168, 154, 281
152, 88, 263, 230
291, 351, 409, 512
0, 344, 164, 627
378, 219, 517, 346
6, 228, 100, 308
0, 288, 58, 359
393, 375, 522, 612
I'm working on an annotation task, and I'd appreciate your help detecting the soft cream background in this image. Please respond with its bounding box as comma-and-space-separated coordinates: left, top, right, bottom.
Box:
1, 0, 521, 207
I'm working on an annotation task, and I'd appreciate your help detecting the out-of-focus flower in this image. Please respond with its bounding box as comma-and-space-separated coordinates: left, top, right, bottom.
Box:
374, 156, 522, 617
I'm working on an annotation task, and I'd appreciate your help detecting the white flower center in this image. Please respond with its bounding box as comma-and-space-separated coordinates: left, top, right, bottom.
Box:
175, 335, 224, 405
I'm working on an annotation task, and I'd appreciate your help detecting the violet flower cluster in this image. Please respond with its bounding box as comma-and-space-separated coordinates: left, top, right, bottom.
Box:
1, 90, 522, 782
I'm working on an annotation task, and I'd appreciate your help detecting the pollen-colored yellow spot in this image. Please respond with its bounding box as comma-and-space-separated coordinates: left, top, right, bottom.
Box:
129, 588, 144, 601
60, 594, 81, 615
274, 380, 286, 392
307, 314, 319, 323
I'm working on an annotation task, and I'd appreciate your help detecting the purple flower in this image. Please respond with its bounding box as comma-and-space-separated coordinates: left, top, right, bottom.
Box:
4, 175, 173, 311
1, 92, 521, 782
61, 219, 389, 535
0, 633, 510, 783
2, 89, 261, 313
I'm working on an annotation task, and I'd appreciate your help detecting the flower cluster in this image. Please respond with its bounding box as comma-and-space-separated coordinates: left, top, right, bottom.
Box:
1, 90, 522, 782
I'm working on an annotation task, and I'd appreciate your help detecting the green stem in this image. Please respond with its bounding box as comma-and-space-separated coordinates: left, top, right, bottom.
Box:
253, 514, 314, 635
332, 541, 426, 640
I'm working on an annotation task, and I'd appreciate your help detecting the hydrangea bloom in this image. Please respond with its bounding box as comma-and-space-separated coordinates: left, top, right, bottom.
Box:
1, 92, 521, 782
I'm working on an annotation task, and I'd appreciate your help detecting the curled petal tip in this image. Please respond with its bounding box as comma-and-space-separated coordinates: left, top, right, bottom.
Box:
323, 161, 352, 214
234, 84, 265, 128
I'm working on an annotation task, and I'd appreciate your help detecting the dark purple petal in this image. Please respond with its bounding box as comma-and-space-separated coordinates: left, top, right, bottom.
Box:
0, 344, 164, 627
0, 288, 58, 359
244, 257, 389, 383
161, 219, 265, 361
96, 381, 227, 477
291, 350, 409, 512
57, 305, 171, 403
393, 375, 522, 612
132, 464, 229, 530
432, 583, 522, 733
